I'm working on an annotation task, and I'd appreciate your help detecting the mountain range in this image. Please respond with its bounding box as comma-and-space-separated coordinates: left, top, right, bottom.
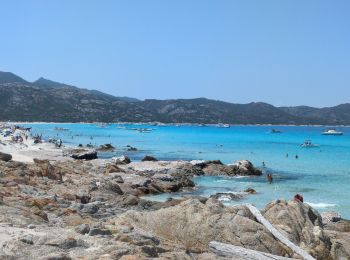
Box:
0, 71, 349, 125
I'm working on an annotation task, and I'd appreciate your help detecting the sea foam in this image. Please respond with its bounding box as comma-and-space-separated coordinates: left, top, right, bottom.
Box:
305, 202, 337, 209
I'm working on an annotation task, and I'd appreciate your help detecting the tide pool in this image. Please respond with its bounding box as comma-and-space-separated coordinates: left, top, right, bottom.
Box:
25, 123, 350, 218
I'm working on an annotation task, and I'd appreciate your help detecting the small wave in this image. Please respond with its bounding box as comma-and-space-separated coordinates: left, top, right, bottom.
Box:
218, 196, 232, 202
216, 176, 246, 182
305, 202, 337, 208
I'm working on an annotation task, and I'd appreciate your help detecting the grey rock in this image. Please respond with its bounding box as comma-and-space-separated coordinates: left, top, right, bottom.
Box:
210, 192, 246, 201
142, 155, 158, 162
20, 234, 34, 245
27, 224, 36, 229
58, 238, 78, 249
0, 152, 12, 162
141, 245, 159, 257
80, 203, 99, 214
75, 224, 90, 234
232, 160, 262, 176
321, 211, 341, 224
88, 227, 112, 236
105, 180, 124, 194
112, 155, 131, 164
71, 150, 97, 160
108, 174, 124, 183
44, 253, 72, 260
152, 174, 174, 182
131, 178, 151, 188
121, 194, 139, 206
96, 143, 115, 151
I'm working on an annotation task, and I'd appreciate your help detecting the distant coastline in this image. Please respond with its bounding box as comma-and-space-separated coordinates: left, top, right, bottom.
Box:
1, 71, 350, 125
7, 121, 350, 127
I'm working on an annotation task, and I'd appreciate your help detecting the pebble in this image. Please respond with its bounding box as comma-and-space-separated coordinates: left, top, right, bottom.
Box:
28, 224, 36, 229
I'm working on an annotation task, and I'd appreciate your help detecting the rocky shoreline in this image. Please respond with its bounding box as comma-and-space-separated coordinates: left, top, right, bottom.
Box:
1, 130, 350, 259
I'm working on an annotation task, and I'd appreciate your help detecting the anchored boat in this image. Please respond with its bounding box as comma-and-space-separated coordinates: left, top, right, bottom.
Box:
270, 129, 282, 134
322, 129, 343, 136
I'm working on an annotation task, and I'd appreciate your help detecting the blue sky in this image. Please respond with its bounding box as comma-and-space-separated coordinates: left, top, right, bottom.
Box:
1, 0, 349, 107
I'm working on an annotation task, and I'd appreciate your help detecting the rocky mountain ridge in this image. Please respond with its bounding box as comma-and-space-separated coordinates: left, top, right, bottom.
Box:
1, 71, 349, 124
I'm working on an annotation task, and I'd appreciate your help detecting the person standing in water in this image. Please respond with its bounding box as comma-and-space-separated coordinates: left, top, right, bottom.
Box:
267, 173, 273, 184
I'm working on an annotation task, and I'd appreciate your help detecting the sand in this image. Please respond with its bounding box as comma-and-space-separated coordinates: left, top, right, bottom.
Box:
0, 133, 70, 163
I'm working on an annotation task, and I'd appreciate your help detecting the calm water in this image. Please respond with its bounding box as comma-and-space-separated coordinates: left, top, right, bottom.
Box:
26, 123, 350, 218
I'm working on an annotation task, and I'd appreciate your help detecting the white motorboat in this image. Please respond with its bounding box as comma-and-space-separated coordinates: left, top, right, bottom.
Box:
322, 129, 343, 136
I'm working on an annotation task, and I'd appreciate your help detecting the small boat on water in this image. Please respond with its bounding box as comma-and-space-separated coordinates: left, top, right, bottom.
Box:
137, 128, 153, 133
96, 123, 108, 128
217, 123, 230, 128
300, 140, 319, 148
270, 129, 282, 134
54, 127, 69, 131
322, 129, 343, 136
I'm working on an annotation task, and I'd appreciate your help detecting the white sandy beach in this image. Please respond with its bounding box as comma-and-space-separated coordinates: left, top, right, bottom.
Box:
0, 128, 69, 163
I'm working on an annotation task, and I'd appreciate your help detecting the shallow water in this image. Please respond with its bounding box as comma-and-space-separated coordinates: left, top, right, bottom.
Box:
26, 123, 350, 218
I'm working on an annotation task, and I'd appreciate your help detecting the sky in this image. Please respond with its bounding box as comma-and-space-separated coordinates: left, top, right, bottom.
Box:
1, 0, 349, 107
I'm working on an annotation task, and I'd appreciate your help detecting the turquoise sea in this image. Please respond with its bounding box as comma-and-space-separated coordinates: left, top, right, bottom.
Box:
26, 123, 350, 218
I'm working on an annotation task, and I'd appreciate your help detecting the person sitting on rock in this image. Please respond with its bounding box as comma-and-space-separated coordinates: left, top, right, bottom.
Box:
294, 193, 304, 203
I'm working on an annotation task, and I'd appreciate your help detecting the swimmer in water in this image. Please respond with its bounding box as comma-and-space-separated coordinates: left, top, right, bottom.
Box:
295, 154, 299, 159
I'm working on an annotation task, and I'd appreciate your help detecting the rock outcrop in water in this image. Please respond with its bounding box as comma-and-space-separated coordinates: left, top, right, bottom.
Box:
70, 149, 98, 160
191, 159, 262, 176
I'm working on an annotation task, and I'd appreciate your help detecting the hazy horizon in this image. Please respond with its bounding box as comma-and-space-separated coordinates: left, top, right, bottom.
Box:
1, 0, 349, 107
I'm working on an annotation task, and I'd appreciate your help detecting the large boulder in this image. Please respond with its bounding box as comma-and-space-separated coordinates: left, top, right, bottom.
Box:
32, 159, 63, 181
112, 155, 131, 165
231, 160, 262, 176
111, 199, 293, 256
201, 160, 261, 176
262, 199, 332, 259
324, 219, 350, 259
0, 152, 12, 162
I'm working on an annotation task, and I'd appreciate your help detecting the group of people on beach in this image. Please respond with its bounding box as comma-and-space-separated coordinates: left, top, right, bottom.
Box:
0, 124, 31, 144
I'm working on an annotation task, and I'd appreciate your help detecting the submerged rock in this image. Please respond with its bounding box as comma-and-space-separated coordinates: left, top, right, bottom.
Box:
244, 188, 257, 194
210, 192, 246, 201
